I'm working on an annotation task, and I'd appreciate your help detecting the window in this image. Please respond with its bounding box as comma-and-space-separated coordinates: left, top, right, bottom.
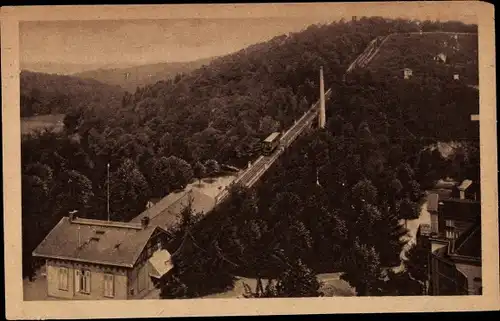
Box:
104, 273, 114, 298
58, 267, 69, 291
445, 220, 457, 239
446, 230, 457, 239
75, 269, 91, 294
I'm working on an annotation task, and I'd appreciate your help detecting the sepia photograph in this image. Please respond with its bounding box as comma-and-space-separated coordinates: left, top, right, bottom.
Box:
2, 2, 498, 319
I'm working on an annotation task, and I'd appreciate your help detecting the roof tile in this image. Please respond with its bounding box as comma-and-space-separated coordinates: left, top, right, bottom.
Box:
33, 217, 162, 267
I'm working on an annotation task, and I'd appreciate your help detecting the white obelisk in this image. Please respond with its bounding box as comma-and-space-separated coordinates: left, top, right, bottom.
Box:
319, 66, 326, 128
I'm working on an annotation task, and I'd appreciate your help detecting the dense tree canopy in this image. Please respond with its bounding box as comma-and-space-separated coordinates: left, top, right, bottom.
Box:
21, 16, 478, 286
20, 71, 124, 117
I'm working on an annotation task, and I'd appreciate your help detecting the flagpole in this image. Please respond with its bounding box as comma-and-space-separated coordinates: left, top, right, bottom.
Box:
107, 163, 110, 221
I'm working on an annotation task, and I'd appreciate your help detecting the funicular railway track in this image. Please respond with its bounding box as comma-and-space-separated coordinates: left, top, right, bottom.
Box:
215, 87, 333, 200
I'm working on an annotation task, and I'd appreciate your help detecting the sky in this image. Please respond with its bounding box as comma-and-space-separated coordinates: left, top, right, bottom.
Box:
20, 18, 333, 66
19, 4, 477, 71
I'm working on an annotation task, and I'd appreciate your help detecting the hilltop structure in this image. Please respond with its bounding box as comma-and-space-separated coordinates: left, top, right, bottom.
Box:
434, 53, 448, 64
417, 179, 481, 295
404, 68, 413, 79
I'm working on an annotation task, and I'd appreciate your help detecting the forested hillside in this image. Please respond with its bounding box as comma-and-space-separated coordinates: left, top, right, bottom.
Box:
160, 68, 480, 298
20, 71, 125, 117
366, 32, 478, 85
21, 16, 478, 282
74, 57, 214, 92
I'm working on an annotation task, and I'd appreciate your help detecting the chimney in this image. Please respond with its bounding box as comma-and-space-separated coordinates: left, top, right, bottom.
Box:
141, 216, 150, 229
69, 210, 78, 222
458, 179, 472, 200
319, 66, 326, 128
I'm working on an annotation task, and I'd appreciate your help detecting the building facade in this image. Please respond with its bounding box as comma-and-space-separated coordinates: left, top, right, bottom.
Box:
417, 179, 481, 296
33, 215, 173, 300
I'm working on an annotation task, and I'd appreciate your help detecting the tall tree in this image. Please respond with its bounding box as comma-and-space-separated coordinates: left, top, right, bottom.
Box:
51, 169, 94, 218
193, 161, 206, 185
341, 239, 383, 296
275, 259, 322, 297
162, 156, 194, 191
204, 159, 221, 177
109, 158, 150, 221
396, 197, 421, 227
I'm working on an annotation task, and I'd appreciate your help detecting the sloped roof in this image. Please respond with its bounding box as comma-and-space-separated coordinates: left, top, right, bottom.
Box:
430, 188, 453, 200
132, 189, 214, 231
452, 222, 481, 259
435, 179, 458, 190
32, 217, 166, 267
440, 198, 481, 222
148, 249, 174, 278
263, 132, 280, 143
457, 179, 473, 191
132, 190, 190, 225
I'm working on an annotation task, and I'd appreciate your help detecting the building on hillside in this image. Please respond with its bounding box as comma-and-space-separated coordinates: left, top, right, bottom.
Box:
428, 221, 481, 295
429, 178, 458, 200
434, 197, 480, 242
417, 179, 481, 295
434, 53, 448, 64
454, 179, 479, 201
427, 179, 480, 247
433, 178, 480, 202
32, 214, 174, 300
403, 68, 413, 79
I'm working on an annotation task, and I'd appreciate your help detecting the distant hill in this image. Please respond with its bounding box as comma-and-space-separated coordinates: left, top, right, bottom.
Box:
365, 32, 478, 85
74, 57, 215, 92
65, 18, 478, 165
20, 70, 125, 118
20, 61, 137, 75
